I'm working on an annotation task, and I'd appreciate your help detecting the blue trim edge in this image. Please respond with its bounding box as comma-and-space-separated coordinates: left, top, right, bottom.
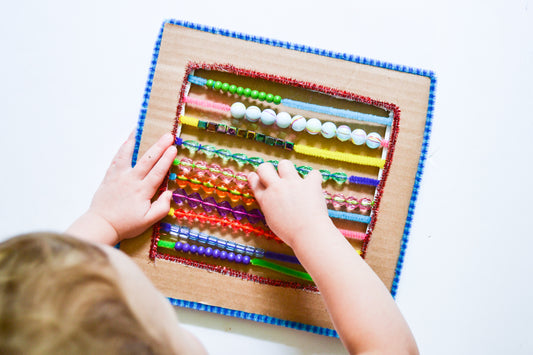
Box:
133, 19, 437, 334
167, 297, 339, 338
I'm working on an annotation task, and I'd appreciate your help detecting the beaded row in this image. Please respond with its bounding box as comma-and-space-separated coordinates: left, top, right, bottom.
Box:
172, 188, 265, 224
170, 176, 255, 206
229, 102, 387, 149
168, 208, 282, 242
188, 74, 393, 126
180, 115, 294, 151
175, 137, 381, 186
160, 222, 299, 264
324, 191, 373, 212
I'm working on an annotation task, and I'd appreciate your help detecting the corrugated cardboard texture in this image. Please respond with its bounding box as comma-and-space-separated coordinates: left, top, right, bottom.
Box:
120, 23, 431, 331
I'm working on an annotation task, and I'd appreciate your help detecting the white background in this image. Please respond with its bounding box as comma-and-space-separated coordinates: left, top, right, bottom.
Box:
1, 1, 532, 354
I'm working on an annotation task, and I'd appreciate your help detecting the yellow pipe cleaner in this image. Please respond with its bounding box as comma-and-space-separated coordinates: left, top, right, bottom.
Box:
180, 115, 199, 126
293, 144, 386, 168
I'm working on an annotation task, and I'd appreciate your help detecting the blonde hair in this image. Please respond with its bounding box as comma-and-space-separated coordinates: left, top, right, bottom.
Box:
0, 233, 166, 354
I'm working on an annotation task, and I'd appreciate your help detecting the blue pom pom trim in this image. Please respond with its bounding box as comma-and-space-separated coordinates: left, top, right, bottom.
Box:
133, 19, 437, 334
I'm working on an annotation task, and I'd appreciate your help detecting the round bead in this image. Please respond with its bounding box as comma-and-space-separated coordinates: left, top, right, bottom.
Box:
220, 250, 228, 260
360, 198, 372, 212
290, 115, 307, 132
227, 252, 235, 262
265, 93, 274, 102
345, 196, 359, 212
190, 245, 198, 254
260, 109, 277, 125
221, 82, 230, 91
336, 125, 351, 141
243, 88, 252, 97
242, 255, 251, 265
258, 92, 267, 101
305, 118, 322, 135
236, 87, 244, 95
273, 95, 282, 104
230, 102, 246, 119
212, 249, 221, 258
235, 254, 243, 263
197, 246, 205, 255
351, 129, 367, 145
276, 112, 292, 128
245, 106, 261, 122
206, 79, 214, 87
250, 90, 259, 99
214, 81, 222, 90
228, 84, 237, 94
332, 193, 346, 210
182, 243, 191, 253
321, 121, 337, 139
366, 132, 382, 149
174, 242, 183, 251
205, 247, 213, 257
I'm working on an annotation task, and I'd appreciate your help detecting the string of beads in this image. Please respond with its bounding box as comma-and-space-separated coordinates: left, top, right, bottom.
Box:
172, 188, 265, 224
323, 191, 373, 212
175, 137, 380, 186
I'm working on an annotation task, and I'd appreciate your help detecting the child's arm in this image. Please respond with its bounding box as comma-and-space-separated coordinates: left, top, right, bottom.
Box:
248, 160, 419, 355
67, 132, 177, 246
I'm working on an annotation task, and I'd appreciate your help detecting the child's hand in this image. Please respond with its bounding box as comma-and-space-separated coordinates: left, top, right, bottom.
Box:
247, 160, 334, 248
67, 132, 177, 245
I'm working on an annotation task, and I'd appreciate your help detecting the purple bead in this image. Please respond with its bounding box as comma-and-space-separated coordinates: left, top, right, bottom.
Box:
235, 254, 243, 263
216, 201, 232, 217
227, 252, 235, 262
242, 256, 251, 265
212, 249, 221, 258
182, 243, 191, 253
197, 246, 205, 255
190, 245, 198, 254
174, 242, 183, 251
232, 205, 247, 221
247, 209, 264, 224
205, 247, 213, 257
187, 192, 202, 209
172, 189, 186, 205
220, 251, 228, 260
202, 197, 217, 213
160, 223, 171, 232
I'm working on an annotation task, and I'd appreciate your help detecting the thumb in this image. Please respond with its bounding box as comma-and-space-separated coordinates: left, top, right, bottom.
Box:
145, 190, 173, 225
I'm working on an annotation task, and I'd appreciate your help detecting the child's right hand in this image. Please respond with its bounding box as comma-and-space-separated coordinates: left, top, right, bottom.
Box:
247, 160, 334, 248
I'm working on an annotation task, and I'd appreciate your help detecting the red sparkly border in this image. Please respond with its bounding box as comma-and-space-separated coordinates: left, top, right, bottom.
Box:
149, 62, 400, 280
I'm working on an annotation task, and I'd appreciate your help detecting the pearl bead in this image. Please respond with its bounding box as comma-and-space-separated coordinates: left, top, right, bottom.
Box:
321, 121, 337, 139
276, 112, 292, 128
351, 129, 366, 145
290, 115, 307, 132
305, 118, 322, 135
245, 106, 261, 122
260, 109, 277, 125
230, 102, 246, 119
366, 132, 382, 149
336, 125, 351, 141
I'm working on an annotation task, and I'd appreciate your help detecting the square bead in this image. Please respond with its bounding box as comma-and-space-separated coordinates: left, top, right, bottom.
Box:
246, 131, 256, 140
284, 141, 294, 151
255, 133, 266, 143
275, 138, 285, 147
198, 121, 208, 130
237, 129, 248, 138
227, 126, 237, 136
265, 136, 276, 146
216, 124, 228, 133
206, 122, 218, 132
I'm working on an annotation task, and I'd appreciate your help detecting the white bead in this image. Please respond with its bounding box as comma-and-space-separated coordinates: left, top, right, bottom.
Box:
305, 118, 322, 135
245, 106, 261, 122
321, 121, 337, 139
230, 102, 246, 119
260, 109, 277, 125
290, 115, 307, 132
276, 112, 292, 128
351, 129, 366, 145
336, 125, 351, 141
366, 132, 382, 149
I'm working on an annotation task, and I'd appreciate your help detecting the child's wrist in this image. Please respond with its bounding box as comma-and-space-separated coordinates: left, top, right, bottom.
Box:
68, 211, 120, 246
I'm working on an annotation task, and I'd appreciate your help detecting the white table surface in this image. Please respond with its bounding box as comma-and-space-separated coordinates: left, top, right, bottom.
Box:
1, 1, 532, 354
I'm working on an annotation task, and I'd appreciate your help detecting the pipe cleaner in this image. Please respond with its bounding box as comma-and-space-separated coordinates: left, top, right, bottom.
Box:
172, 188, 265, 224
174, 138, 380, 186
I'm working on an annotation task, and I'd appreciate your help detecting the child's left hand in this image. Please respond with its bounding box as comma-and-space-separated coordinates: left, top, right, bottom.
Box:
67, 131, 177, 245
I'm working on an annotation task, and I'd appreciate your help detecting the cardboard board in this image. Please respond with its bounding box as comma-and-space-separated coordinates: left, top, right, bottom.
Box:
120, 20, 435, 336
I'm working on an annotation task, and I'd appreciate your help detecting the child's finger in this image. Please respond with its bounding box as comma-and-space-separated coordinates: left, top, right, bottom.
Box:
109, 130, 136, 171
134, 133, 174, 179
255, 162, 280, 187
143, 145, 177, 194
247, 171, 265, 200
145, 190, 173, 225
305, 169, 324, 187
277, 160, 300, 180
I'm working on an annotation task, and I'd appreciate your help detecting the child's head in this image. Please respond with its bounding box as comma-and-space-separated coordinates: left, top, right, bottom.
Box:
0, 233, 205, 354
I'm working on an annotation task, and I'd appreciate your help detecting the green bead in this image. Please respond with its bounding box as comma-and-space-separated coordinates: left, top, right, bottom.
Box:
229, 84, 237, 94
243, 88, 252, 97
258, 92, 267, 101
202, 145, 217, 158
248, 156, 265, 167
267, 160, 279, 168
214, 81, 223, 90
319, 169, 331, 182
206, 79, 214, 87
173, 158, 180, 166
236, 87, 244, 95
232, 153, 249, 167
273, 95, 282, 104
296, 166, 313, 176
215, 148, 232, 163
265, 93, 274, 102
331, 172, 348, 184
221, 82, 230, 91
250, 90, 259, 99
